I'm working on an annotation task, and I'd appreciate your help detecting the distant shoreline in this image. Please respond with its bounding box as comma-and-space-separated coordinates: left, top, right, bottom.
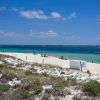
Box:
0, 45, 100, 63
0, 52, 100, 75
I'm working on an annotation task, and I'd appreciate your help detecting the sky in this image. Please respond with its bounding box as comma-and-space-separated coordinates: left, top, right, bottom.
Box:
0, 0, 100, 45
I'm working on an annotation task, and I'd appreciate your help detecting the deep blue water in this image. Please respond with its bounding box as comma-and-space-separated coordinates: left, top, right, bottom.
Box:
0, 45, 100, 63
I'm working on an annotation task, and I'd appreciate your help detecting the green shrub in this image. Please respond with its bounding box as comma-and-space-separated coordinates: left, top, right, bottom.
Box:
82, 81, 100, 97
33, 81, 43, 95
87, 70, 91, 76
0, 64, 5, 69
0, 84, 10, 92
42, 72, 49, 77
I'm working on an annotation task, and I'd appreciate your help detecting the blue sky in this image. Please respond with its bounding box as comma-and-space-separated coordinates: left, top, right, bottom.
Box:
0, 0, 100, 45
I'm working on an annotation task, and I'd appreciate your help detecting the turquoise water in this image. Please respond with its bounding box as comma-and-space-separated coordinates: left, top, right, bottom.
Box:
0, 45, 100, 63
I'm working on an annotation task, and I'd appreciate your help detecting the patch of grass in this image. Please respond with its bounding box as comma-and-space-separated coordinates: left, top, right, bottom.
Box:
82, 81, 100, 97
0, 84, 10, 92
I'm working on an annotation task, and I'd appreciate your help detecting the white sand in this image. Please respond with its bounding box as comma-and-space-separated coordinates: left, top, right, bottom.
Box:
0, 52, 100, 74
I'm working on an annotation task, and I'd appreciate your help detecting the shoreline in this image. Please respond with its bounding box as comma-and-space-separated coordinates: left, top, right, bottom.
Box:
0, 52, 100, 75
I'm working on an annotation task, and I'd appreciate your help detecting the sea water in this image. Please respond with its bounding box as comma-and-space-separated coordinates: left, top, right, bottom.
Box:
0, 45, 100, 63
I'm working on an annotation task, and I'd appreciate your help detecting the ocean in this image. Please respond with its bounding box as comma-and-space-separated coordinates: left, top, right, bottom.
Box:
0, 45, 100, 63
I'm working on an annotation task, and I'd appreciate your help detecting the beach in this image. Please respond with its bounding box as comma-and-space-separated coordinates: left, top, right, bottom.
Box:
0, 52, 100, 75
0, 52, 100, 100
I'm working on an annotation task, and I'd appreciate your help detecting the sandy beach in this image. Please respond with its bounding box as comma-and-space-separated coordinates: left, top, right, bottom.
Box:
0, 52, 100, 75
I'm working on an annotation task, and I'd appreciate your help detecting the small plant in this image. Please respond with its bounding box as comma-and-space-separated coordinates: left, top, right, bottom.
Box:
87, 70, 91, 76
0, 84, 10, 92
42, 72, 49, 77
60, 71, 65, 74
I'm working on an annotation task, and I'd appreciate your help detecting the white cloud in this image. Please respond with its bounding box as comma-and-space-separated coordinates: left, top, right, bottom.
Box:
29, 30, 80, 40
67, 12, 76, 20
51, 12, 62, 18
30, 30, 58, 37
0, 7, 77, 21
19, 9, 76, 21
43, 30, 58, 36
19, 10, 48, 20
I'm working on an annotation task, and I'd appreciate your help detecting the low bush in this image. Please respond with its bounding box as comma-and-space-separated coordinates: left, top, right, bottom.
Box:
82, 81, 100, 97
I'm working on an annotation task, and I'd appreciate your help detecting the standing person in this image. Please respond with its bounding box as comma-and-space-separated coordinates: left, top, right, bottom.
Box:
80, 61, 82, 71
26, 56, 27, 60
42, 59, 44, 64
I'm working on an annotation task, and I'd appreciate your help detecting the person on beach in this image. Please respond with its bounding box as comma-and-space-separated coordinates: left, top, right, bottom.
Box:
60, 56, 64, 59
26, 56, 27, 60
80, 61, 82, 71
